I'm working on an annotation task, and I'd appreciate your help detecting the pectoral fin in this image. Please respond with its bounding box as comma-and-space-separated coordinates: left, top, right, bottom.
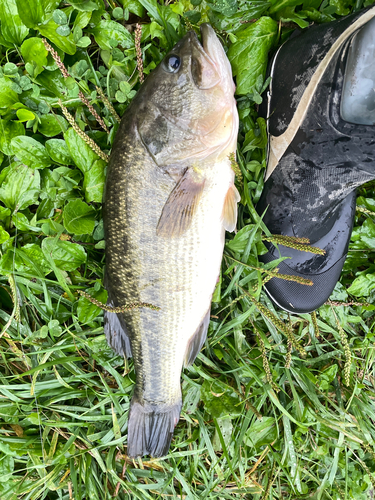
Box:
222, 184, 240, 232
157, 168, 205, 238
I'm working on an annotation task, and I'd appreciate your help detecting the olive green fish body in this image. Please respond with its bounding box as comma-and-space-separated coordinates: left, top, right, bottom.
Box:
104, 24, 239, 457
105, 123, 229, 384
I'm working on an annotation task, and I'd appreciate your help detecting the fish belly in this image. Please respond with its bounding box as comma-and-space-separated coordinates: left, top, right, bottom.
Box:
104, 138, 230, 456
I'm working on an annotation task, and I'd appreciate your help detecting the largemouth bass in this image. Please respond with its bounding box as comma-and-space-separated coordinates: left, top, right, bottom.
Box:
103, 24, 239, 458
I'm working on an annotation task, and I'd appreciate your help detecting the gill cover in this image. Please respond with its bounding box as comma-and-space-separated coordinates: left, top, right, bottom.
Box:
137, 25, 234, 166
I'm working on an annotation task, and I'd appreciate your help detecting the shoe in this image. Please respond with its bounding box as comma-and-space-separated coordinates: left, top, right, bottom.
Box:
256, 6, 375, 314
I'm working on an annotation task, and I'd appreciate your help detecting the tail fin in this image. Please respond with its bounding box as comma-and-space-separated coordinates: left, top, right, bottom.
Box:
127, 398, 182, 458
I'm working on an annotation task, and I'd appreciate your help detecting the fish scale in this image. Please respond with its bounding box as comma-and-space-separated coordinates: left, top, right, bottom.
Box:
103, 24, 239, 457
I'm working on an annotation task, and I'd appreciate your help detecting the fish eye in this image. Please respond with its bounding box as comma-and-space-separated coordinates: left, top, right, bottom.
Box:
165, 55, 181, 73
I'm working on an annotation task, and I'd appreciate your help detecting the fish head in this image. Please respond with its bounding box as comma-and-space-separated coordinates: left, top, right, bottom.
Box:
137, 24, 238, 167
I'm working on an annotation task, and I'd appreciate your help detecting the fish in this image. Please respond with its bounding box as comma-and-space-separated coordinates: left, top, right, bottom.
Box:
103, 23, 239, 458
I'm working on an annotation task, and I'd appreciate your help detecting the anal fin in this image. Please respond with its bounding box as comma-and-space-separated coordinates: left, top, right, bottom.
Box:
184, 308, 210, 367
104, 304, 132, 358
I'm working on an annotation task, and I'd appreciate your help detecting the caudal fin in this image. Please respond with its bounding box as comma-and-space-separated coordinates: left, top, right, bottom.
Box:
127, 399, 182, 458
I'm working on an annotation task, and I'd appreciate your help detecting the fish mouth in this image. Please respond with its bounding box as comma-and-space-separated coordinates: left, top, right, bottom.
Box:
199, 24, 215, 57
185, 24, 222, 71
195, 24, 219, 68
197, 24, 235, 94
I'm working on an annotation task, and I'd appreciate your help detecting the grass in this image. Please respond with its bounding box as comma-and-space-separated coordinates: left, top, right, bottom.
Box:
1, 0, 375, 499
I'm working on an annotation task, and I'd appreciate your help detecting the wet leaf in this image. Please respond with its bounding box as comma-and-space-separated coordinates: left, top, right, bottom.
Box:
45, 139, 73, 165
56, 25, 71, 37
3, 63, 18, 76
119, 0, 145, 17
20, 37, 48, 77
0, 207, 11, 220
228, 17, 278, 95
42, 166, 82, 206
0, 250, 14, 274
83, 159, 106, 203
11, 136, 51, 169
15, 0, 58, 28
0, 120, 25, 155
0, 226, 10, 244
184, 10, 201, 23
243, 118, 268, 152
328, 0, 350, 15
213, 416, 233, 451
77, 287, 108, 323
112, 7, 124, 18
89, 20, 134, 51
226, 224, 257, 253
70, 0, 101, 11
0, 456, 14, 482
351, 218, 375, 249
38, 114, 68, 137
77, 36, 91, 47
15, 243, 51, 275
52, 9, 68, 25
244, 417, 277, 448
356, 196, 375, 212
347, 273, 375, 297
201, 379, 242, 418
74, 10, 92, 28
0, 78, 19, 109
13, 213, 40, 232
48, 319, 63, 336
16, 109, 36, 122
64, 127, 99, 173
0, 443, 17, 457
25, 325, 49, 343
0, 0, 29, 45
37, 18, 76, 55
41, 237, 87, 271
41, 220, 65, 236
115, 90, 127, 103
206, 0, 238, 16
35, 69, 65, 97
269, 0, 304, 13
317, 364, 338, 391
0, 163, 40, 212
63, 199, 96, 235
